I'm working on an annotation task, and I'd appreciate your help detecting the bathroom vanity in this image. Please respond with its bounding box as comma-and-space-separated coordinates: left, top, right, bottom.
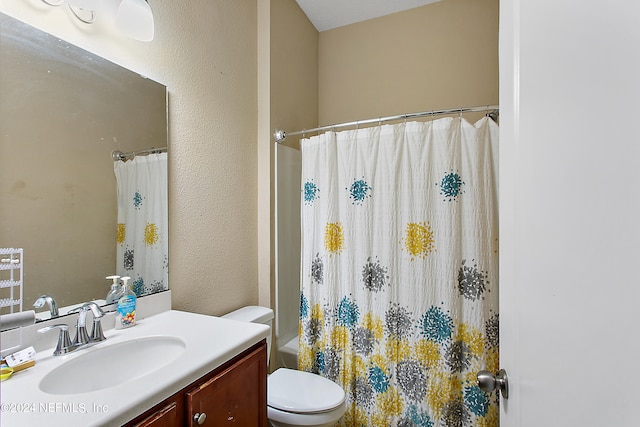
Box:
126, 340, 266, 426
0, 308, 270, 427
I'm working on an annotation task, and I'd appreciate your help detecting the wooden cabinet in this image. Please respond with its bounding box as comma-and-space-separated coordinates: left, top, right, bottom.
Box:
126, 340, 267, 427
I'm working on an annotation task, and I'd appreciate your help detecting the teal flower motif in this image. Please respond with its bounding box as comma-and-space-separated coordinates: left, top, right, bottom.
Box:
300, 293, 309, 318
303, 180, 320, 205
419, 306, 453, 343
437, 170, 465, 201
368, 365, 390, 393
347, 178, 372, 205
464, 385, 489, 416
133, 191, 144, 209
133, 277, 144, 296
336, 296, 359, 328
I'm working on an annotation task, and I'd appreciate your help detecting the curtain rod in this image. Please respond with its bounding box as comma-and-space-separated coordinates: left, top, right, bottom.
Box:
273, 105, 499, 143
112, 147, 167, 161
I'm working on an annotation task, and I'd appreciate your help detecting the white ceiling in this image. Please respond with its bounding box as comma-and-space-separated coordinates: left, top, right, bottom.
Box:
295, 0, 442, 32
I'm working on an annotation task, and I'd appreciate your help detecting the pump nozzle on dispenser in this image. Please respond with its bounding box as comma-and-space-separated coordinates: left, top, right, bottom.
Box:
105, 275, 121, 305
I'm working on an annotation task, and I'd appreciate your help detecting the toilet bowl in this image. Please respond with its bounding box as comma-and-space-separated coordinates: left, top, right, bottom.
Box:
222, 306, 346, 427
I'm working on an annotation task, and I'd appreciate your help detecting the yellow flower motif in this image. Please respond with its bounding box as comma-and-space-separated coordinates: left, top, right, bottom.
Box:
343, 406, 368, 427
347, 356, 367, 379
385, 338, 411, 363
297, 345, 315, 371
310, 303, 324, 322
456, 323, 485, 358
369, 354, 388, 374
376, 386, 404, 418
427, 371, 462, 419
361, 312, 384, 340
402, 221, 436, 260
116, 223, 126, 244
477, 403, 499, 427
414, 339, 442, 368
144, 222, 159, 246
324, 222, 345, 255
330, 325, 350, 350
486, 347, 500, 374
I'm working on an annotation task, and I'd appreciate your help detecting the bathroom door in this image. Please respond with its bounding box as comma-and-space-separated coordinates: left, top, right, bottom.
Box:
499, 1, 640, 426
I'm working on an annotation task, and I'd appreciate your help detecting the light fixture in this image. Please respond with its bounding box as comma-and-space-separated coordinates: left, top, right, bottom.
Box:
67, 0, 100, 24
115, 0, 155, 42
67, 0, 100, 9
39, 0, 155, 42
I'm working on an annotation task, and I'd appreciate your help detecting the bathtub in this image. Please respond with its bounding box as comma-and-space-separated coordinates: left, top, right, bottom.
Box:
278, 335, 298, 369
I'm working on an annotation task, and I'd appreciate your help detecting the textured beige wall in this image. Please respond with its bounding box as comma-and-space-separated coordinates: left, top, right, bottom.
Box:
270, 0, 319, 151
318, 0, 499, 125
262, 0, 318, 368
1, 0, 259, 316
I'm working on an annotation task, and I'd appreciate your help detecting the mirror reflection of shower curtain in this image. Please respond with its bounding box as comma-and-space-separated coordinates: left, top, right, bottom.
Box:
299, 117, 499, 426
114, 153, 168, 296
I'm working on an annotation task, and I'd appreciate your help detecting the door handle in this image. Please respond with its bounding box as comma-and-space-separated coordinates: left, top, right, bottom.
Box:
477, 369, 509, 399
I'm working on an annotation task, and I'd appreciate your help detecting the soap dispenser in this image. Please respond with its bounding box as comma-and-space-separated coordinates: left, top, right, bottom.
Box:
105, 275, 121, 305
115, 276, 136, 329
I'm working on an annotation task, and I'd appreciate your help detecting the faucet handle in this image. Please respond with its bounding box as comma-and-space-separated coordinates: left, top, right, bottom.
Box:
72, 306, 91, 347
37, 324, 73, 356
82, 302, 106, 342
83, 302, 104, 319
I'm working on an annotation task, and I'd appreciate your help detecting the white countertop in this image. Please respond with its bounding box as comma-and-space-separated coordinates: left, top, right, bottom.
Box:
0, 310, 270, 427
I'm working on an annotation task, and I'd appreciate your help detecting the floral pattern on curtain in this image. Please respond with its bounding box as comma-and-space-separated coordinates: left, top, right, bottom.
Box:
114, 152, 168, 296
299, 117, 499, 427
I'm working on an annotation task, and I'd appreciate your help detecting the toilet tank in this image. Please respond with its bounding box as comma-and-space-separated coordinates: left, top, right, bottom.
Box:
222, 306, 274, 364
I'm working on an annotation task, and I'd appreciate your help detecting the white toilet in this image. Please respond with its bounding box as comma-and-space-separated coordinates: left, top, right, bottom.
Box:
223, 306, 346, 427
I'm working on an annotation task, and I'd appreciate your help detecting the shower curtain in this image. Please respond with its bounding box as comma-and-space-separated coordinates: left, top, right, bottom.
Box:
113, 152, 168, 296
299, 117, 499, 427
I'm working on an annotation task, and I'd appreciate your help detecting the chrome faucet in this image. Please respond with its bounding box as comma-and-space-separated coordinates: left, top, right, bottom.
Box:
38, 302, 106, 356
72, 302, 106, 346
84, 302, 106, 343
33, 294, 59, 318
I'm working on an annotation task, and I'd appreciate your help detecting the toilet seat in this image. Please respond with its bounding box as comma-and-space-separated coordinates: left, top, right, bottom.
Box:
268, 368, 345, 414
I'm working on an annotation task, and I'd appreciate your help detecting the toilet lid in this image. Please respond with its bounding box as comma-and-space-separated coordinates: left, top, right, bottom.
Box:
268, 368, 345, 414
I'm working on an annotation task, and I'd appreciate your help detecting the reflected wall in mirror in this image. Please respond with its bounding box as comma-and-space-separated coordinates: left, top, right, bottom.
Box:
0, 13, 168, 318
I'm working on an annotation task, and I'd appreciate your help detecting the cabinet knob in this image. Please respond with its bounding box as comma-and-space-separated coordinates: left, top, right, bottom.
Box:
193, 412, 206, 425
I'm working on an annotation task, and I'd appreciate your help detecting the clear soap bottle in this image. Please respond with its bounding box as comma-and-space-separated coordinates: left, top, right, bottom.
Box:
115, 276, 136, 329
105, 275, 121, 305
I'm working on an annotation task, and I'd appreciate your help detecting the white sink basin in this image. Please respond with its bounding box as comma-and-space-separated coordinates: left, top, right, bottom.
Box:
39, 335, 186, 395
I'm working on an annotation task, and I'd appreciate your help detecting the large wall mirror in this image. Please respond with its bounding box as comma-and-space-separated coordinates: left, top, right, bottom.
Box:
0, 13, 168, 319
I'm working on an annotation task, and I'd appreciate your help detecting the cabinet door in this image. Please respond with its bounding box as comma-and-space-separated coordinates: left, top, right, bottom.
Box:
186, 342, 267, 426
132, 401, 180, 427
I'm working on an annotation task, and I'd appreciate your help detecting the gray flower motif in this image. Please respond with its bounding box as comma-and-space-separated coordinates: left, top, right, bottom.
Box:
485, 313, 499, 349
385, 304, 414, 340
353, 326, 376, 356
445, 340, 472, 373
396, 360, 428, 402
351, 376, 374, 409
323, 348, 341, 382
457, 259, 489, 301
442, 399, 471, 427
362, 256, 390, 292
303, 317, 323, 346
311, 253, 324, 285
